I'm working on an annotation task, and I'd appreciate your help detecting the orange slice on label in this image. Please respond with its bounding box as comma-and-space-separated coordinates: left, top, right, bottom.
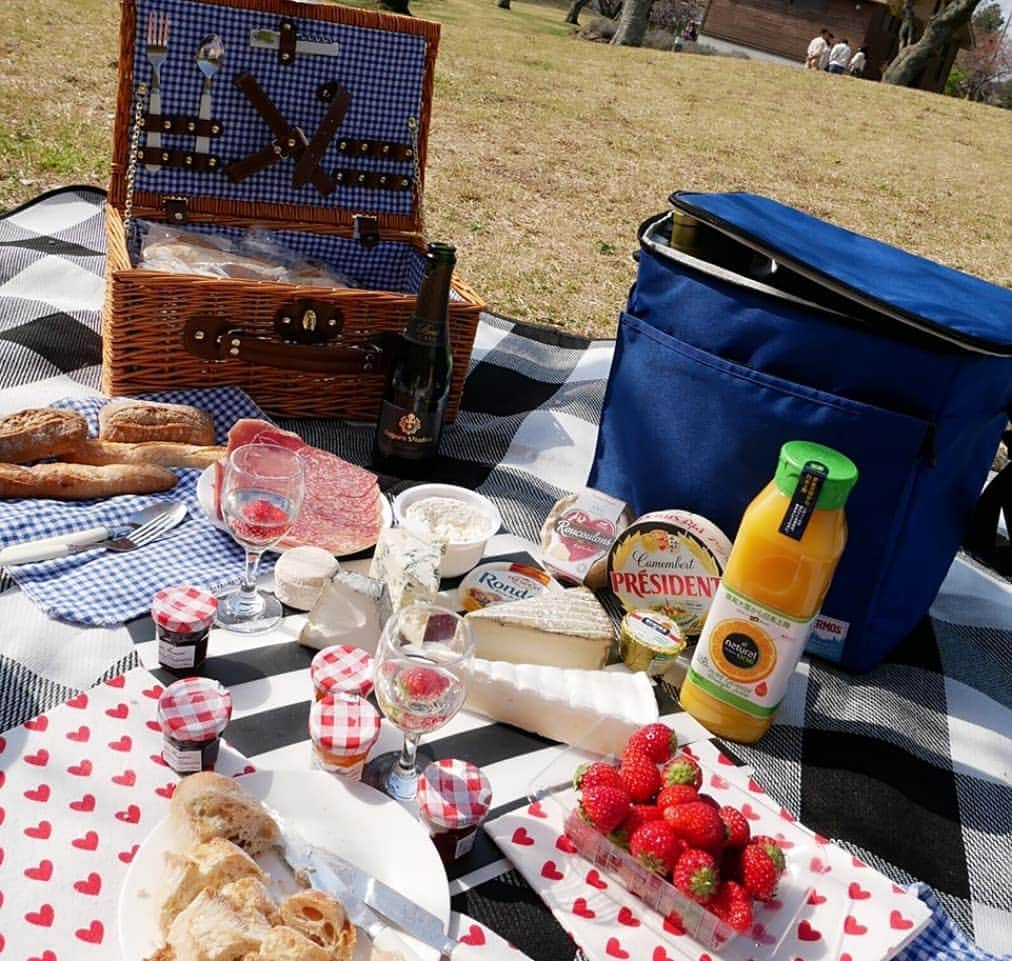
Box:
708, 619, 777, 684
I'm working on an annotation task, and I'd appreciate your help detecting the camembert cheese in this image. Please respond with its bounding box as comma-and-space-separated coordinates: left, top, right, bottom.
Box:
464, 586, 615, 670
462, 658, 658, 755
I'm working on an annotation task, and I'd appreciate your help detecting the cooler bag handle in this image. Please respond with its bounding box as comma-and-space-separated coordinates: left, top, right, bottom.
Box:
965, 424, 1012, 577
183, 314, 390, 375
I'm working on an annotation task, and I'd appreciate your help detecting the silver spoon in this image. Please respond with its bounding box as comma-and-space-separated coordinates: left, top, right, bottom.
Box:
195, 34, 225, 155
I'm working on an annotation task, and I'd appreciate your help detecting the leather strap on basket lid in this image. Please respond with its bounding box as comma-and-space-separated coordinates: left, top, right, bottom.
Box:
964, 421, 1012, 577
108, 0, 439, 236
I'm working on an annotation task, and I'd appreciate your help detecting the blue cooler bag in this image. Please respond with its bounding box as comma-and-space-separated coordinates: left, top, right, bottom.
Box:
588, 191, 1012, 672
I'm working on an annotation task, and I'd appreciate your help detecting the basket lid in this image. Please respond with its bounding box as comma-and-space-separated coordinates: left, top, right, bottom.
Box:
111, 0, 439, 236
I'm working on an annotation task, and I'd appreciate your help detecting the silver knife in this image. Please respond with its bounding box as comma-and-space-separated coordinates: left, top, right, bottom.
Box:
273, 829, 427, 961
249, 29, 339, 57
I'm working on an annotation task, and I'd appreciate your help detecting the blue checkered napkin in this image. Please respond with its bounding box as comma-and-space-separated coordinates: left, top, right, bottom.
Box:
0, 387, 277, 626
897, 884, 1011, 961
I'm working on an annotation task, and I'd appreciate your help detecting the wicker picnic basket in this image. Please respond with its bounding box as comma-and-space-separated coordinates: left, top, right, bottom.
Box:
103, 0, 483, 420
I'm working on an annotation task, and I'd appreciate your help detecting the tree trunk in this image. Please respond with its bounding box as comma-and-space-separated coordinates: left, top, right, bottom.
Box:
882, 0, 981, 86
611, 0, 653, 46
497, 0, 511, 8
565, 0, 592, 24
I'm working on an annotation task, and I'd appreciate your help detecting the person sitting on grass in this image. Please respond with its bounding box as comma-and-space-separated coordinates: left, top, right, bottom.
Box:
828, 38, 852, 74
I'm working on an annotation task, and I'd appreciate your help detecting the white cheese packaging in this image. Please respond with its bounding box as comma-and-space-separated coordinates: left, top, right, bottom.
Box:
462, 658, 658, 755
464, 586, 615, 670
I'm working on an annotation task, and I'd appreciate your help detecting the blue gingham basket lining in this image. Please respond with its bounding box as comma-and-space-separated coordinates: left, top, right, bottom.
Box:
0, 388, 273, 626
131, 0, 427, 217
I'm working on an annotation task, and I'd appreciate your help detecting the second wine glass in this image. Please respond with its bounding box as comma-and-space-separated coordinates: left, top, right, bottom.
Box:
364, 603, 474, 802
217, 442, 305, 634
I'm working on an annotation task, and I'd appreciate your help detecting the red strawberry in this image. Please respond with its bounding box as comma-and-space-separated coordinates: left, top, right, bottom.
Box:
629, 820, 683, 876
719, 806, 751, 849
672, 848, 718, 904
660, 753, 702, 789
697, 792, 721, 810
750, 835, 787, 875
397, 666, 450, 703
611, 803, 663, 847
573, 761, 622, 792
737, 842, 781, 901
619, 749, 662, 803
625, 723, 679, 763
656, 784, 699, 811
663, 800, 726, 855
709, 879, 754, 933
579, 784, 631, 834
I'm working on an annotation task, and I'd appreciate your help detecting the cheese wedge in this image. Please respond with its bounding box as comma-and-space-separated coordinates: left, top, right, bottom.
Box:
368, 527, 442, 612
300, 570, 386, 654
463, 658, 658, 755
464, 586, 615, 669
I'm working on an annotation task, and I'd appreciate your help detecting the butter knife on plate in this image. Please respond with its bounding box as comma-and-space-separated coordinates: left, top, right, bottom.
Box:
274, 822, 476, 960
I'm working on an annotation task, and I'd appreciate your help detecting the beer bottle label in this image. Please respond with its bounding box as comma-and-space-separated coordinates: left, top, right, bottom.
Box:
376, 401, 438, 460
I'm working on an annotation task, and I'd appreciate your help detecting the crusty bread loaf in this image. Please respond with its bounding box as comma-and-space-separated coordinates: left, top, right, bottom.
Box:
170, 772, 280, 856
100, 400, 216, 445
0, 408, 88, 464
159, 838, 266, 934
165, 887, 272, 961
218, 878, 279, 927
278, 890, 355, 961
64, 439, 226, 470
0, 462, 177, 500
251, 925, 331, 961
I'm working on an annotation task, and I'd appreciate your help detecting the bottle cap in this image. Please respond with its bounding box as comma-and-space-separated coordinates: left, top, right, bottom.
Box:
774, 441, 858, 510
151, 585, 217, 634
157, 677, 232, 743
310, 645, 376, 699
417, 759, 492, 829
309, 693, 381, 757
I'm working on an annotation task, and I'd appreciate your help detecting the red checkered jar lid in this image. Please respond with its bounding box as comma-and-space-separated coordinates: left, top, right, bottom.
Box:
417, 759, 492, 829
157, 677, 232, 743
151, 585, 217, 633
310, 645, 376, 698
309, 693, 381, 757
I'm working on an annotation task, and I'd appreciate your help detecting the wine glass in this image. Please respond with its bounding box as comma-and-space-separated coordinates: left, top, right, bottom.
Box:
364, 603, 474, 802
217, 443, 305, 634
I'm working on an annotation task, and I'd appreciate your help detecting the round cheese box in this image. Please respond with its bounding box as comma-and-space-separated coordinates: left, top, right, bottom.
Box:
607, 510, 732, 636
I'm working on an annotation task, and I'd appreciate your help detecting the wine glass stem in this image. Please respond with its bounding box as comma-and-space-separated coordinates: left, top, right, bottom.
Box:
396, 733, 421, 778
236, 548, 264, 612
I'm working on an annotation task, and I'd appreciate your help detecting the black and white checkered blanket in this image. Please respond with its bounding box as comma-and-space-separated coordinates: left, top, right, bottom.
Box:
0, 187, 1008, 960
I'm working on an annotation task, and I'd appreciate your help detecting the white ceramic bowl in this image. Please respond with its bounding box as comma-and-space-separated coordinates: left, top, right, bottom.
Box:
392, 483, 502, 578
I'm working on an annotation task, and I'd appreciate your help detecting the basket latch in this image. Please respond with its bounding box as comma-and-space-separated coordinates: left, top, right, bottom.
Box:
353, 215, 380, 249
274, 301, 344, 343
163, 196, 189, 226
277, 19, 298, 64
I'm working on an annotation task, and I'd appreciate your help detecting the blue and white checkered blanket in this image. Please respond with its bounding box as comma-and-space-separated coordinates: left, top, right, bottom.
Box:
0, 387, 273, 625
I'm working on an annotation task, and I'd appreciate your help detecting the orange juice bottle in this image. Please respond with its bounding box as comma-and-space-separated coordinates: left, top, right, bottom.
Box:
680, 441, 857, 743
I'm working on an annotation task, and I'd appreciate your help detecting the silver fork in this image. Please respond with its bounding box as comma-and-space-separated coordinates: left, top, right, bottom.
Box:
68, 503, 186, 554
145, 12, 170, 173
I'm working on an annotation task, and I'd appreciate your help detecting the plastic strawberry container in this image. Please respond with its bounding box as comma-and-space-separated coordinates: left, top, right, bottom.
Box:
528, 744, 814, 955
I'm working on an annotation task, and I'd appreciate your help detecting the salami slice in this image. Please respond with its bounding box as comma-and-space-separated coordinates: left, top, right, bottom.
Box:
219, 418, 384, 555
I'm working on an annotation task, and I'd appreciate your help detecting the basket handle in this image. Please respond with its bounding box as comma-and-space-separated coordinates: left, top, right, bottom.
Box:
183, 315, 390, 375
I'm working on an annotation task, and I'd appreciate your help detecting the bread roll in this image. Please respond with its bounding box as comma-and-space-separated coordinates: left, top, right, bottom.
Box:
100, 400, 215, 445
165, 887, 271, 961
218, 878, 279, 927
170, 772, 280, 856
64, 439, 226, 470
0, 462, 177, 500
252, 926, 331, 961
0, 408, 88, 464
159, 838, 266, 934
278, 890, 355, 960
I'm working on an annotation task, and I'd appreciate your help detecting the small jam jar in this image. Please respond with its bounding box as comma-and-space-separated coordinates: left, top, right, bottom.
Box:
309, 693, 381, 780
417, 759, 492, 866
157, 677, 232, 775
152, 585, 217, 673
310, 645, 376, 701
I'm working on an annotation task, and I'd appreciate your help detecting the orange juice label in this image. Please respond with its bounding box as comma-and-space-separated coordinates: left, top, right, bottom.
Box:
687, 584, 813, 718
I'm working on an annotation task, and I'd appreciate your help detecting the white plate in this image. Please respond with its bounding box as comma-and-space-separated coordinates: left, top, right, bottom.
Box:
196, 464, 393, 557
118, 770, 450, 961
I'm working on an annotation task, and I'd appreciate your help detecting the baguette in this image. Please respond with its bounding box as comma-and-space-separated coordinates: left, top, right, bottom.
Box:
278, 890, 355, 961
0, 408, 88, 464
170, 772, 280, 856
64, 439, 226, 470
0, 462, 177, 500
100, 400, 216, 445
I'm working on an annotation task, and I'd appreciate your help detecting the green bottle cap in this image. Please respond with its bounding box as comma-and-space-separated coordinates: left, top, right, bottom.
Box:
774, 441, 858, 510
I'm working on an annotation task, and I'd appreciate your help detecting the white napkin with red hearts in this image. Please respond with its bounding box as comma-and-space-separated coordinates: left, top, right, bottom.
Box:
486, 740, 932, 961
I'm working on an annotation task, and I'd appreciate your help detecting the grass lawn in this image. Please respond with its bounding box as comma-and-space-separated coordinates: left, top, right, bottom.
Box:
0, 0, 1009, 337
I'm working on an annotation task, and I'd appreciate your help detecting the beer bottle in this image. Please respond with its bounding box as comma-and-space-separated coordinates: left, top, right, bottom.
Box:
371, 242, 456, 478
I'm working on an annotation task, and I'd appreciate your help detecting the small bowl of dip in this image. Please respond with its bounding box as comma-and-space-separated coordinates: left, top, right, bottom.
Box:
393, 484, 502, 578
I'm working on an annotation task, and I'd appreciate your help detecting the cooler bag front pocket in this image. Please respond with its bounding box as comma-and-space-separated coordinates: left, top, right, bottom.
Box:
588, 311, 934, 656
